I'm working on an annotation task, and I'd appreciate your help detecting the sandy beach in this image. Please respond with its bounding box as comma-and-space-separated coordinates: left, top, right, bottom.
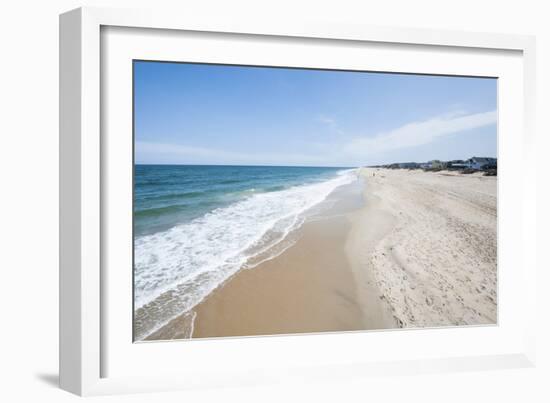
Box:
146, 168, 497, 340
356, 168, 497, 328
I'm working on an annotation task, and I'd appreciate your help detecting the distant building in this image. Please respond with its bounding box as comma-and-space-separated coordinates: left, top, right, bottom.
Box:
448, 160, 467, 169
398, 162, 419, 169
465, 157, 497, 170
420, 160, 445, 169
430, 160, 445, 169
384, 158, 496, 171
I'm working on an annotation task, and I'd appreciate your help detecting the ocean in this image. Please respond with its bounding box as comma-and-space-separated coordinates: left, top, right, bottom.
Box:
133, 164, 357, 340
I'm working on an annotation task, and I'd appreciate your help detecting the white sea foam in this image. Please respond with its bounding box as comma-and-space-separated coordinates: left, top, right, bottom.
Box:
134, 169, 357, 340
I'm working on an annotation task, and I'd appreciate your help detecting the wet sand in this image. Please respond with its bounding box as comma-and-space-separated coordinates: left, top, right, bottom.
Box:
149, 178, 393, 340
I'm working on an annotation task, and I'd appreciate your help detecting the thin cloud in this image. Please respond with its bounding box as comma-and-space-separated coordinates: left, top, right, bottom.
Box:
135, 141, 327, 166
318, 115, 336, 125
343, 110, 497, 156
136, 110, 497, 167
318, 114, 344, 135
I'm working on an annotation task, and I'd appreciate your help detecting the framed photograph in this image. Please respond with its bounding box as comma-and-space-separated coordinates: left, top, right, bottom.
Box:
60, 7, 537, 396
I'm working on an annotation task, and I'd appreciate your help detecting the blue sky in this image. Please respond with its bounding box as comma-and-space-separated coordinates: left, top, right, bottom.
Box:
134, 61, 497, 167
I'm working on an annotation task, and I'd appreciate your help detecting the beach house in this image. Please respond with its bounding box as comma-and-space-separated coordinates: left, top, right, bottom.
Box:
448, 160, 467, 169
430, 160, 446, 169
465, 157, 497, 170
398, 162, 419, 169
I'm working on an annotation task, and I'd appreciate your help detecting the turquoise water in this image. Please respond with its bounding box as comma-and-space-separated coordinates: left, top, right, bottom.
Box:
134, 165, 349, 236
133, 164, 356, 340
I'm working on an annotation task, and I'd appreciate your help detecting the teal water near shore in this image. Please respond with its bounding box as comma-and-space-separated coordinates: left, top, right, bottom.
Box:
133, 164, 356, 340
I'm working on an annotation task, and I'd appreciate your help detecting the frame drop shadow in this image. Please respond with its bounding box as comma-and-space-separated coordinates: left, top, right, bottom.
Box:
35, 373, 59, 388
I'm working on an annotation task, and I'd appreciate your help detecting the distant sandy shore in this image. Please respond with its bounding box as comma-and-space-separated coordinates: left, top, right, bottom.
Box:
147, 168, 497, 340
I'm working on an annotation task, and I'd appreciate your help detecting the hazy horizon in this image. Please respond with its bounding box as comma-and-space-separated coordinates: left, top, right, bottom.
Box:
134, 61, 497, 167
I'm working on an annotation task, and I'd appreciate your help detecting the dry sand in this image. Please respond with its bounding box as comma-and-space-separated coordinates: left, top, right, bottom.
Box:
147, 168, 497, 340
359, 168, 497, 327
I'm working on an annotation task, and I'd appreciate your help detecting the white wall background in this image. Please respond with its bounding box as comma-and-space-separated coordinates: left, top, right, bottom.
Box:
0, 0, 548, 401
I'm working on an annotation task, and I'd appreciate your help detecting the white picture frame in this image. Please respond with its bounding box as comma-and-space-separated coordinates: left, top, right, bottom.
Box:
59, 6, 537, 396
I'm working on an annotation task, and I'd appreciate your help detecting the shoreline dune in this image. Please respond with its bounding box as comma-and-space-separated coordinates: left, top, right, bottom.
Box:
146, 168, 497, 340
